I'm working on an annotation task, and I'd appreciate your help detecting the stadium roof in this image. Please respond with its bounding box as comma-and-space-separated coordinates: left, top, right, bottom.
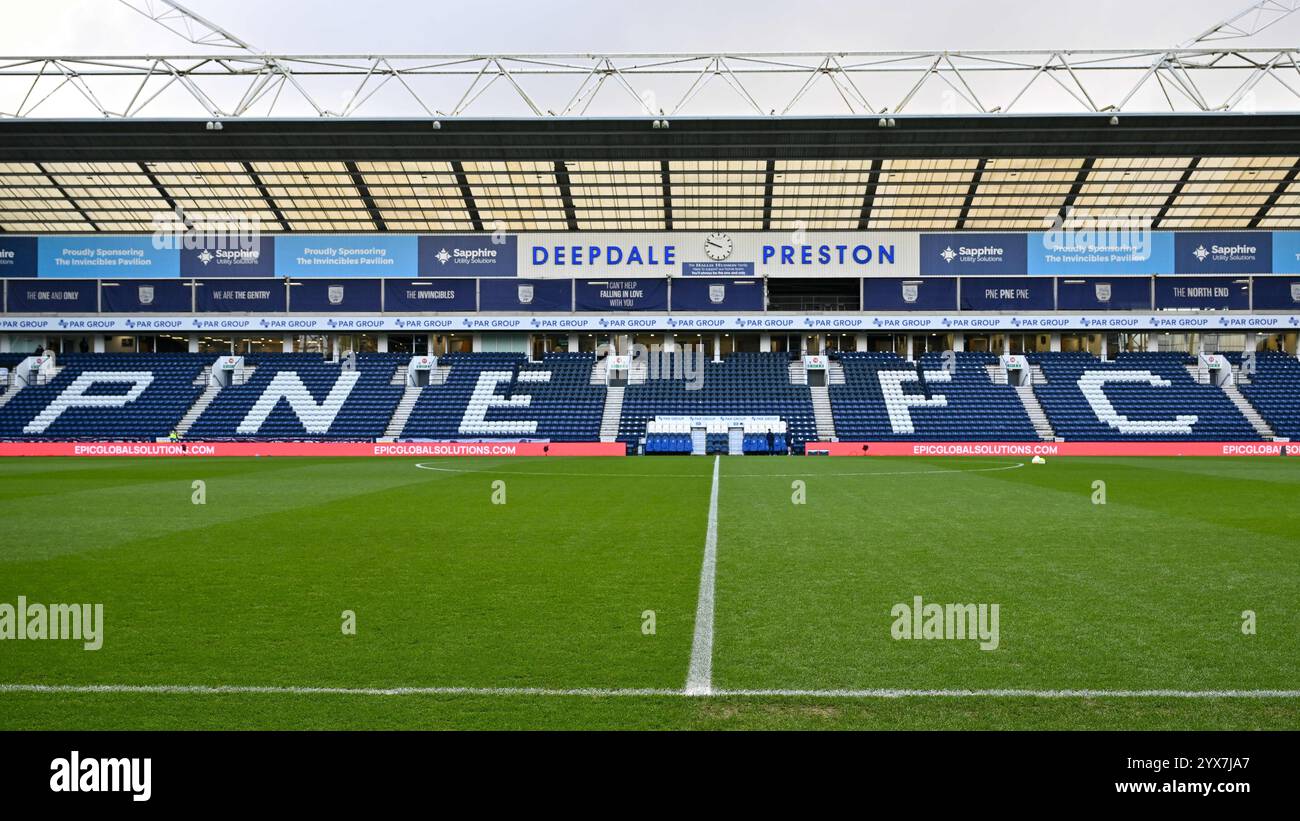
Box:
3, 113, 1300, 232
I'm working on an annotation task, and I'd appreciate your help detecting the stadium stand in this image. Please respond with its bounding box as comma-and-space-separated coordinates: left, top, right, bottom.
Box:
186, 353, 404, 440
0, 348, 1293, 446
1032, 352, 1259, 440
644, 418, 788, 455
398, 352, 605, 441
0, 353, 205, 440
829, 351, 1038, 441
1238, 352, 1300, 439
618, 352, 816, 454
0, 353, 24, 397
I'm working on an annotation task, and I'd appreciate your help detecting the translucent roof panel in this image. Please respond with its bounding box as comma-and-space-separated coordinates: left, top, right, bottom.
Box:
3, 150, 1299, 233
44, 161, 174, 231
463, 161, 567, 231
250, 161, 375, 231
869, 159, 978, 230
964, 158, 1085, 230
768, 160, 873, 230
1256, 173, 1300, 228
147, 161, 281, 231
669, 160, 766, 230
1161, 157, 1297, 229
567, 161, 664, 230
355, 162, 472, 231
0, 162, 94, 232
1071, 157, 1192, 224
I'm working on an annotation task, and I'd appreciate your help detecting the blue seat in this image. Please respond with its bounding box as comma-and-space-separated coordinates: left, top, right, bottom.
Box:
1033, 352, 1258, 441
0, 353, 208, 441
400, 352, 605, 442
1239, 352, 1300, 439
188, 353, 404, 440
829, 351, 1037, 441
617, 352, 817, 454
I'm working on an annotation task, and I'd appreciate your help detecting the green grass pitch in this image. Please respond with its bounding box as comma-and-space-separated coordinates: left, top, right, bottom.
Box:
1, 455, 1297, 730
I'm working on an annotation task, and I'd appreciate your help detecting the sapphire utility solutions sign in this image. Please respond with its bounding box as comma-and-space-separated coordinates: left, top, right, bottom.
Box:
180, 237, 275, 277
1174, 232, 1271, 274
0, 238, 37, 276
418, 235, 517, 277
920, 233, 1027, 275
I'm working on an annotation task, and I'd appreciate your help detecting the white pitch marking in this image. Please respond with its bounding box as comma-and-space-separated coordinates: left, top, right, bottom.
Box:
413, 461, 1026, 480
685, 455, 721, 696
2, 684, 1298, 699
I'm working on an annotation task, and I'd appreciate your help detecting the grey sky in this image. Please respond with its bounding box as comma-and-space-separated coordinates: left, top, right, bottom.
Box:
1, 1, 1296, 117
0, 0, 1289, 54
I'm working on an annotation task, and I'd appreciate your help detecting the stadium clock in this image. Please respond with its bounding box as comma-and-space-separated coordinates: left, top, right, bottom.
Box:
704, 232, 734, 261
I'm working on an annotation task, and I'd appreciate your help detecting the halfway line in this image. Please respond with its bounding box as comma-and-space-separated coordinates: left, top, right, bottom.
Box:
2, 684, 1298, 699
685, 455, 721, 696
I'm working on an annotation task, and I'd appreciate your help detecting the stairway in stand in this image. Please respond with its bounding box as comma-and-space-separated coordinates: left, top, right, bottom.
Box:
176, 368, 220, 438
383, 385, 423, 439
599, 385, 624, 442
809, 384, 836, 442
1221, 381, 1275, 440
1013, 384, 1056, 441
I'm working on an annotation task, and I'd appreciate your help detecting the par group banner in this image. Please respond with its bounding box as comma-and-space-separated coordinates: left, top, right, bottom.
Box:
6, 312, 1298, 334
